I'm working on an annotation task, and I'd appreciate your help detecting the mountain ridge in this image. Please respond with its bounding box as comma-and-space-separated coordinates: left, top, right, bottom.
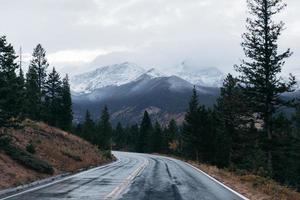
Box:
70, 62, 224, 94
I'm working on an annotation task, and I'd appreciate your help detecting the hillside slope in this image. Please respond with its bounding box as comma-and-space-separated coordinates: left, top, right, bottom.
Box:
0, 120, 111, 189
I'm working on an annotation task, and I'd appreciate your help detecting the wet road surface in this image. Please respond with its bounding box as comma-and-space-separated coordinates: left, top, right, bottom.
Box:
1, 152, 247, 200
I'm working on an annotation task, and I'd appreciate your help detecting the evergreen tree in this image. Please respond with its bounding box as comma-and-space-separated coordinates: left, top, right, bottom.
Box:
97, 106, 112, 150
28, 44, 49, 119
137, 111, 153, 153
44, 67, 62, 126
182, 87, 201, 161
82, 110, 96, 142
235, 0, 296, 174
151, 122, 163, 153
129, 124, 140, 152
0, 36, 21, 126
30, 44, 49, 94
113, 122, 125, 149
15, 66, 26, 120
58, 74, 73, 131
25, 65, 40, 120
214, 74, 248, 167
164, 119, 180, 153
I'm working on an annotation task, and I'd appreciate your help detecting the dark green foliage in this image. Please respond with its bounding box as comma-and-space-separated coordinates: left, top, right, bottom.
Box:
151, 122, 163, 153
25, 65, 40, 120
44, 67, 62, 126
58, 75, 73, 131
82, 110, 96, 141
214, 74, 251, 168
182, 87, 216, 162
0, 36, 23, 127
30, 44, 49, 95
137, 111, 153, 153
97, 106, 112, 150
113, 122, 126, 150
26, 143, 36, 154
162, 119, 179, 153
182, 87, 201, 160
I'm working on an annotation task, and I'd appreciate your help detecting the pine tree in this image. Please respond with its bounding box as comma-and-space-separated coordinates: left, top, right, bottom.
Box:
44, 67, 62, 126
16, 66, 26, 119
0, 36, 21, 126
25, 65, 40, 120
113, 122, 125, 149
235, 0, 296, 174
137, 111, 153, 153
30, 44, 49, 93
130, 124, 140, 152
58, 74, 73, 131
214, 74, 248, 167
29, 44, 49, 118
151, 122, 163, 153
182, 87, 201, 161
164, 119, 180, 153
97, 106, 112, 151
82, 110, 96, 142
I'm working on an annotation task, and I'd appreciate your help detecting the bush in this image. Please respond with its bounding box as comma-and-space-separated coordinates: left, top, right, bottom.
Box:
0, 135, 11, 148
102, 150, 113, 160
62, 150, 82, 161
26, 143, 36, 154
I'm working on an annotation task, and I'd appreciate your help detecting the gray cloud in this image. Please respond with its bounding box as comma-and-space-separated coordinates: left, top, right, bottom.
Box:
0, 0, 299, 76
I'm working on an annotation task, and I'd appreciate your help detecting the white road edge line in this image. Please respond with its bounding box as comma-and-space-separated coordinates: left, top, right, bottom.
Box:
0, 160, 122, 200
182, 160, 250, 200
157, 155, 249, 200
104, 157, 149, 200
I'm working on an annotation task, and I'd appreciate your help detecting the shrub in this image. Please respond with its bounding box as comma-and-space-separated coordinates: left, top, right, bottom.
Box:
102, 150, 113, 160
26, 143, 36, 154
61, 149, 82, 161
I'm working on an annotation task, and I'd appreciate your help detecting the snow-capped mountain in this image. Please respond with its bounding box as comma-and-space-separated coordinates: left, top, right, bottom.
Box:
72, 72, 219, 125
173, 61, 225, 87
71, 62, 146, 93
70, 62, 224, 94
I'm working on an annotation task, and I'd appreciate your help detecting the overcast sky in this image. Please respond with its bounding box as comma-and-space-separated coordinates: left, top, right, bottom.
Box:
0, 0, 299, 76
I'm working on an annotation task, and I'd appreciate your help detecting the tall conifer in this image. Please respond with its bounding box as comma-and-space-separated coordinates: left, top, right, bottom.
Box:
235, 0, 296, 174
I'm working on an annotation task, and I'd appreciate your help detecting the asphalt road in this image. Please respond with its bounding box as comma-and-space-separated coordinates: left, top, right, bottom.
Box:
1, 152, 247, 200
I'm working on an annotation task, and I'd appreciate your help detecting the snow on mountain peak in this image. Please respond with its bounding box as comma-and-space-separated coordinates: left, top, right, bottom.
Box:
71, 62, 146, 93
144, 68, 166, 78
174, 62, 225, 87
70, 61, 225, 94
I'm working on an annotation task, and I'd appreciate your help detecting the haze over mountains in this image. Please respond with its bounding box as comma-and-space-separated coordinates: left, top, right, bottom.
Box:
71, 62, 222, 125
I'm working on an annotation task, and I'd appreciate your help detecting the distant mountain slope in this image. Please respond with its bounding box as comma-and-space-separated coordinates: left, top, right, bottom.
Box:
73, 74, 219, 125
70, 62, 225, 93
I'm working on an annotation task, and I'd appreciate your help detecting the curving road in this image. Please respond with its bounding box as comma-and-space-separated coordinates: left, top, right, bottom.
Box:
1, 152, 248, 200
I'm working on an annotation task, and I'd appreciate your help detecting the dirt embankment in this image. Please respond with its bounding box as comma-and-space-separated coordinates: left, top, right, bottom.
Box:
0, 120, 111, 189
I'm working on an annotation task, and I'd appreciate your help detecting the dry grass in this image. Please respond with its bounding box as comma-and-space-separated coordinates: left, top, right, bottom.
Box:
188, 161, 300, 200
0, 120, 111, 189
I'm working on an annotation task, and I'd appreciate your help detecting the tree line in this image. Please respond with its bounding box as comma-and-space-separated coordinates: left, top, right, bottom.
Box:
0, 37, 72, 131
